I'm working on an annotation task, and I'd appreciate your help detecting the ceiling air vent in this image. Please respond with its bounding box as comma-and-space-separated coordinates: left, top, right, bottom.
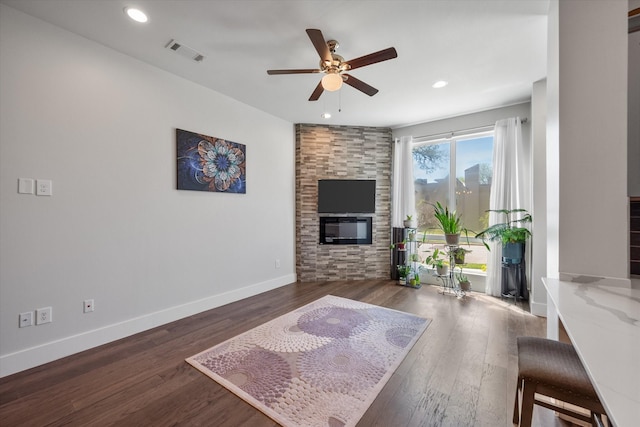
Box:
165, 39, 205, 63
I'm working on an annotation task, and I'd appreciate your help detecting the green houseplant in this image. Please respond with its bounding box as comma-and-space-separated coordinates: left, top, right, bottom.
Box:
451, 247, 471, 265
397, 264, 412, 284
456, 268, 472, 292
431, 202, 471, 245
403, 214, 417, 228
475, 209, 532, 263
425, 248, 448, 276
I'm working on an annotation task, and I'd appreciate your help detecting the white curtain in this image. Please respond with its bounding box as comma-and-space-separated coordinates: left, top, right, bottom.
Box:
485, 117, 528, 296
392, 136, 416, 227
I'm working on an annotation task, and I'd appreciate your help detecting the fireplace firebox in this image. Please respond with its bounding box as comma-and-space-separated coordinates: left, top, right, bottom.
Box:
319, 217, 372, 245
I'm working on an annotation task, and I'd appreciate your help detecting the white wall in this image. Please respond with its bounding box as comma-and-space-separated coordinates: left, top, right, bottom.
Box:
530, 79, 548, 316
548, 0, 628, 278
392, 103, 531, 140
546, 0, 560, 281
0, 5, 296, 376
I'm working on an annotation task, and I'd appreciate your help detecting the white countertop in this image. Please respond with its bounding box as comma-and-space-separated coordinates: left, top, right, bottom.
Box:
543, 276, 640, 427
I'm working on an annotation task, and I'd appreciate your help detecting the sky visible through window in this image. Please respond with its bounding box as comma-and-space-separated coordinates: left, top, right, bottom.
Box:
414, 136, 493, 181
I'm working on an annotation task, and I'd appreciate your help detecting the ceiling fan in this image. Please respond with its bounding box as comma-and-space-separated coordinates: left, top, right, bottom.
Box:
267, 29, 398, 101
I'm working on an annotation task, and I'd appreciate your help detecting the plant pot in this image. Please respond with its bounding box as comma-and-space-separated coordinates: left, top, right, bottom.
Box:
445, 233, 460, 245
453, 251, 466, 265
459, 281, 471, 292
502, 242, 525, 264
436, 265, 448, 276
398, 276, 407, 285
403, 219, 417, 228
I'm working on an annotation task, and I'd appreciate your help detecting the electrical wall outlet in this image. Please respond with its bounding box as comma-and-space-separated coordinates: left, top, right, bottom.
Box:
36, 307, 52, 325
275, 259, 281, 268
36, 179, 52, 196
19, 312, 33, 328
83, 299, 94, 313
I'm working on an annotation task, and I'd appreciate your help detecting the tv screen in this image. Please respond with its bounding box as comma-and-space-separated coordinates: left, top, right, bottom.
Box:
317, 179, 376, 213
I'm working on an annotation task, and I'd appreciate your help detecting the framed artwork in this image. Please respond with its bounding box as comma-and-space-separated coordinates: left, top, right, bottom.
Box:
176, 128, 246, 193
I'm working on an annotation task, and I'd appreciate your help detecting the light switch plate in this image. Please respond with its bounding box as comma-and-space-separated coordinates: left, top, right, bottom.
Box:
19, 312, 33, 328
36, 179, 52, 196
18, 178, 35, 194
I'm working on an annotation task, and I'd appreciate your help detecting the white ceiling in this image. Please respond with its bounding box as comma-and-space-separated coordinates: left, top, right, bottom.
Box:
1, 0, 549, 128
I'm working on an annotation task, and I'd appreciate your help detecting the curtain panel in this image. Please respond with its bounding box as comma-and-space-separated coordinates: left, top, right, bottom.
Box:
485, 117, 529, 296
392, 136, 416, 228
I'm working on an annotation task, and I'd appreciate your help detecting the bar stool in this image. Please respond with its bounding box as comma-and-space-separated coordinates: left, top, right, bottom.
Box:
513, 336, 608, 427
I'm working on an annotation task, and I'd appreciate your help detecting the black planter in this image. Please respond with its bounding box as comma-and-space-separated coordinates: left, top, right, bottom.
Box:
502, 242, 525, 264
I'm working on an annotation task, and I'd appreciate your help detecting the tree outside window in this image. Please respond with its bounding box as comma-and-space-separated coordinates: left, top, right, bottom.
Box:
413, 133, 493, 272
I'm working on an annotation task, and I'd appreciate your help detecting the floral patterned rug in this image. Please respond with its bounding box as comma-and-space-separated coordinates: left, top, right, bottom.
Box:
186, 295, 431, 427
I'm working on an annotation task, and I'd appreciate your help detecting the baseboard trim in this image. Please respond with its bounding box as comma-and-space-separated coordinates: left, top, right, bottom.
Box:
0, 274, 296, 378
530, 301, 547, 317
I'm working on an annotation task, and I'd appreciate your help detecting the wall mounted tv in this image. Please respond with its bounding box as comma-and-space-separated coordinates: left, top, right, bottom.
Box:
317, 179, 376, 213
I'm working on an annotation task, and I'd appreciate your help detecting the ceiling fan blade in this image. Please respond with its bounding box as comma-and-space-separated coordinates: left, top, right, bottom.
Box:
346, 47, 398, 71
267, 69, 320, 75
309, 81, 324, 101
306, 29, 331, 62
343, 74, 379, 96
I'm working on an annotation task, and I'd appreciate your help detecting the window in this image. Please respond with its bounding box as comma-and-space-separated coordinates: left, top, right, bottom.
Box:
412, 131, 494, 272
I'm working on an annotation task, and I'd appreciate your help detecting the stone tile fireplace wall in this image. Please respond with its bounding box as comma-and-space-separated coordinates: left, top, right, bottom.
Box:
296, 124, 392, 281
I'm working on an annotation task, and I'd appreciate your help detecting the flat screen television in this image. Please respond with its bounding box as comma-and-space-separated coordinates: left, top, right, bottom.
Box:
317, 179, 376, 213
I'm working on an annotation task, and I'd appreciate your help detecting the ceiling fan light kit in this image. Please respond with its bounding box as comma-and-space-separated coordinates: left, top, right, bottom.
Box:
321, 72, 343, 91
267, 29, 397, 101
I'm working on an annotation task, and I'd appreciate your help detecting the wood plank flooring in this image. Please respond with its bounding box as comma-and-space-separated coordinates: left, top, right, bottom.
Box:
0, 280, 579, 426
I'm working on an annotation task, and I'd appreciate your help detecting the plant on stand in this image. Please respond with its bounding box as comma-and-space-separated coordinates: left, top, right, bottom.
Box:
390, 239, 406, 251
396, 264, 412, 285
452, 247, 471, 265
403, 214, 417, 228
431, 202, 471, 245
425, 248, 448, 276
475, 209, 532, 263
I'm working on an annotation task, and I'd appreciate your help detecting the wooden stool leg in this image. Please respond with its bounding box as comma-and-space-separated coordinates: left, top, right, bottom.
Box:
518, 381, 536, 427
513, 377, 522, 424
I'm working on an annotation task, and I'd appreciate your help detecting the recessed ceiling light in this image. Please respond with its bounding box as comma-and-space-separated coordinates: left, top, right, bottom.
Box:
321, 112, 331, 119
432, 80, 448, 89
124, 7, 148, 23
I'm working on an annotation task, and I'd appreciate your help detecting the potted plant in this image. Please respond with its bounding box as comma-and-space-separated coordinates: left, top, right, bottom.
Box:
475, 209, 532, 264
397, 264, 412, 285
403, 214, 417, 228
431, 202, 471, 245
451, 247, 471, 265
408, 271, 421, 288
425, 248, 448, 276
456, 269, 472, 292
390, 239, 406, 250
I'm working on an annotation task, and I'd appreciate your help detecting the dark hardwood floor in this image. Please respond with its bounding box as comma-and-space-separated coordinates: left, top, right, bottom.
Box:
0, 280, 579, 426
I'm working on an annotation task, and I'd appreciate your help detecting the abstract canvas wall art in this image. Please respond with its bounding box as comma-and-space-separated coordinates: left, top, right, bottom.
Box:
176, 128, 246, 193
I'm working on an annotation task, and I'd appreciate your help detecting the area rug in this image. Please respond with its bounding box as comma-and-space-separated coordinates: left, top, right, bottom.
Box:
186, 295, 430, 427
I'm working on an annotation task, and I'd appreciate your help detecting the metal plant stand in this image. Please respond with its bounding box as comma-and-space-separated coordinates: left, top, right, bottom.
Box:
437, 244, 466, 297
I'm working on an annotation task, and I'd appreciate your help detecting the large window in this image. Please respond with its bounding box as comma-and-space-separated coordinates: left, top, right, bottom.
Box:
413, 131, 494, 272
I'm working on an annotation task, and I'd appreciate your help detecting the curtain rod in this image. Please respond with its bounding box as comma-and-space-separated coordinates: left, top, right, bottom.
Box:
412, 117, 528, 143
